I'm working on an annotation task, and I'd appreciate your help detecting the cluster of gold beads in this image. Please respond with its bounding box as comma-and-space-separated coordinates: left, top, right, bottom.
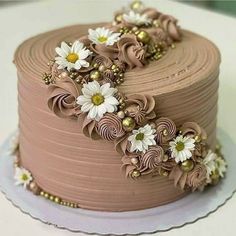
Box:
42, 72, 53, 85
40, 190, 78, 208
148, 43, 166, 61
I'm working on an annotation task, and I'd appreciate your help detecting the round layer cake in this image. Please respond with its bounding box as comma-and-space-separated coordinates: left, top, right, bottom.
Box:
14, 23, 220, 211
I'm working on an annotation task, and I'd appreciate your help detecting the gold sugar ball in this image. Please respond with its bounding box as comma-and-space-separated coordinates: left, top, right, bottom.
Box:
49, 195, 54, 201
40, 191, 44, 196
117, 111, 125, 119
115, 14, 123, 23
70, 203, 75, 208
54, 197, 60, 204
44, 193, 49, 199
180, 160, 194, 172
90, 70, 101, 81
131, 170, 141, 178
195, 135, 201, 143
162, 129, 168, 137
130, 0, 143, 11
98, 65, 106, 72
160, 169, 169, 177
153, 19, 160, 27
122, 117, 136, 131
29, 182, 40, 195
93, 63, 99, 69
137, 31, 150, 44
131, 157, 139, 165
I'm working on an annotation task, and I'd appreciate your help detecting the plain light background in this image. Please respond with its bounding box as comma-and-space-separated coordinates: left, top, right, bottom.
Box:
0, 0, 235, 235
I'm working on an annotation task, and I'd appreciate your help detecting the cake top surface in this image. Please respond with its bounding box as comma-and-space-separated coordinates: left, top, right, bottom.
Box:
14, 0, 226, 193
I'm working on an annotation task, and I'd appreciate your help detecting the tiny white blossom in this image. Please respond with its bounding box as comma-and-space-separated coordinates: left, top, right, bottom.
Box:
203, 150, 217, 183
128, 124, 156, 153
216, 156, 227, 178
76, 81, 119, 121
88, 27, 121, 46
169, 135, 195, 163
55, 40, 92, 71
123, 11, 151, 26
14, 167, 32, 189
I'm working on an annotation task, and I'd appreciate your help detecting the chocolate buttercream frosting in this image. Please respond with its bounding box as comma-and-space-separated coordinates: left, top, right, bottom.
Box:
14, 19, 220, 211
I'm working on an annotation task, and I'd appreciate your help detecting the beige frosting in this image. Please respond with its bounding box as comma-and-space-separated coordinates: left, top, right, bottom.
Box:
14, 23, 220, 211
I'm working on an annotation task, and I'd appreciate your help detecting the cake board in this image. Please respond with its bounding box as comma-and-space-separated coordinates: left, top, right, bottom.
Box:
0, 129, 235, 235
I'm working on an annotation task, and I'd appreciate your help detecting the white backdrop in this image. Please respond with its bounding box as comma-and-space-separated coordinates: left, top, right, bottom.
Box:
0, 0, 235, 235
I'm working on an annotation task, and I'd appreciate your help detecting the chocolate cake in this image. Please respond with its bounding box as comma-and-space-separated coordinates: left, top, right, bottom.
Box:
13, 1, 227, 212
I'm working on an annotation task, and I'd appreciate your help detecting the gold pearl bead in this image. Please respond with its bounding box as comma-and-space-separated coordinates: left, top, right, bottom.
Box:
117, 111, 125, 119
195, 135, 201, 143
44, 193, 49, 199
137, 31, 150, 44
54, 197, 60, 204
131, 0, 143, 11
162, 129, 168, 137
98, 65, 106, 72
180, 160, 194, 172
153, 19, 160, 27
131, 170, 141, 178
90, 70, 101, 81
122, 117, 136, 131
131, 157, 139, 165
115, 14, 123, 23
160, 169, 169, 177
93, 63, 99, 69
49, 195, 54, 201
40, 191, 44, 196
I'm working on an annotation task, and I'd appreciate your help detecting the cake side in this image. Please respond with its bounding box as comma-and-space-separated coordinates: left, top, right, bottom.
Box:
14, 23, 220, 211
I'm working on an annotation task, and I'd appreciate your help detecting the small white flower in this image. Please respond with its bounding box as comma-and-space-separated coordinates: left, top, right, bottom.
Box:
88, 27, 121, 46
216, 156, 227, 178
123, 11, 151, 26
76, 81, 119, 121
128, 124, 156, 153
203, 150, 217, 182
169, 135, 195, 163
14, 167, 32, 189
55, 40, 92, 71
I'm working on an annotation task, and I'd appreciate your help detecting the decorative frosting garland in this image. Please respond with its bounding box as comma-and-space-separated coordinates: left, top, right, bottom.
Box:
35, 0, 227, 193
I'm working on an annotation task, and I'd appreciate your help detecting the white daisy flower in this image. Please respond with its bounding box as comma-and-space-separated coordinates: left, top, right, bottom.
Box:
215, 156, 227, 178
123, 11, 151, 26
14, 167, 33, 189
88, 27, 121, 46
203, 150, 217, 182
169, 135, 195, 163
128, 124, 156, 153
55, 40, 92, 71
76, 81, 119, 121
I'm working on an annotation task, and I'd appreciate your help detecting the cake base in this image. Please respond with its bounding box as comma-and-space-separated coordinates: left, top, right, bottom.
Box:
0, 130, 235, 235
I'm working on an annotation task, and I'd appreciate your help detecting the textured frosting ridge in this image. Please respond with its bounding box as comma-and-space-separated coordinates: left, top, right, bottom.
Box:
14, 22, 220, 211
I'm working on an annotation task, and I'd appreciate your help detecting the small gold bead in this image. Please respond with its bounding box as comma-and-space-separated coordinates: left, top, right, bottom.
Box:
195, 135, 201, 143
180, 160, 194, 172
115, 14, 123, 23
49, 195, 54, 201
111, 64, 117, 70
171, 44, 176, 49
40, 191, 44, 196
132, 26, 138, 32
98, 65, 106, 72
131, 170, 141, 178
90, 70, 101, 81
54, 197, 60, 204
153, 19, 160, 27
44, 193, 49, 199
70, 203, 74, 208
117, 111, 125, 119
160, 169, 169, 177
162, 129, 168, 137
122, 117, 136, 131
130, 0, 143, 11
211, 169, 220, 185
163, 154, 169, 162
93, 63, 99, 68
137, 31, 150, 44
131, 157, 139, 165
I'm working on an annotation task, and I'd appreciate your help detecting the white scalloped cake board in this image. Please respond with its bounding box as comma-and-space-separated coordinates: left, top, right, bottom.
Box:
0, 129, 235, 236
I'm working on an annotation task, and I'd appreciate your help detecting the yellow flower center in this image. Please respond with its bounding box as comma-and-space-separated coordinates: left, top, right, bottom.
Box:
176, 141, 185, 151
98, 36, 108, 43
136, 132, 144, 141
91, 93, 104, 106
21, 174, 29, 181
66, 53, 79, 63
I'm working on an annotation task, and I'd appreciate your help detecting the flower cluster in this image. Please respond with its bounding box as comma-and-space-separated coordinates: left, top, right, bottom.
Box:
42, 1, 227, 192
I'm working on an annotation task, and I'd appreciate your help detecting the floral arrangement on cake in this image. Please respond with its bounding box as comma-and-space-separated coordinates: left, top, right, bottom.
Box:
13, 0, 226, 203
